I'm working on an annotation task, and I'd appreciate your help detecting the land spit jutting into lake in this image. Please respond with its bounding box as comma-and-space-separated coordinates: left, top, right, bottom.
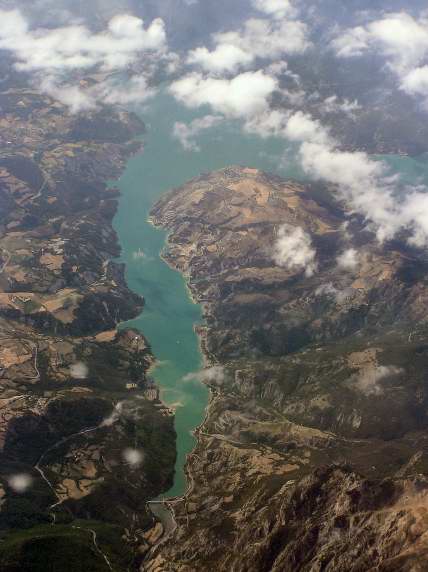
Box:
113, 90, 428, 526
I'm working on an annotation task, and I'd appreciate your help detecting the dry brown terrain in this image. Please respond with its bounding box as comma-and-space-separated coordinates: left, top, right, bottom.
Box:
144, 166, 428, 571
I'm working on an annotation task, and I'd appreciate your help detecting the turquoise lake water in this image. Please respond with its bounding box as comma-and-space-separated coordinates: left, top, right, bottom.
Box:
113, 90, 428, 498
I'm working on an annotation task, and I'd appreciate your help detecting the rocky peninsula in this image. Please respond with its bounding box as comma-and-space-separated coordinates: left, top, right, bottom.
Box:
144, 166, 428, 571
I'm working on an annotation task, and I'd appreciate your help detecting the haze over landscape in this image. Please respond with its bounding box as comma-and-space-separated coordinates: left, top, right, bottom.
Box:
1, 0, 428, 570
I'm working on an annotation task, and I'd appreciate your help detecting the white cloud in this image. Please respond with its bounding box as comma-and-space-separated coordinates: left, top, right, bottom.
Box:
367, 13, 428, 71
337, 248, 360, 270
215, 17, 310, 61
299, 141, 401, 243
97, 76, 156, 106
187, 44, 254, 74
302, 139, 428, 246
246, 107, 330, 142
183, 366, 225, 386
169, 71, 278, 118
40, 77, 154, 114
401, 65, 428, 99
238, 102, 428, 248
40, 81, 95, 114
69, 361, 89, 380
315, 282, 355, 304
252, 0, 296, 20
184, 1, 309, 84
321, 95, 361, 116
332, 26, 371, 58
273, 224, 317, 276
244, 108, 290, 138
173, 115, 223, 151
8, 473, 33, 493
184, 11, 309, 78
398, 190, 428, 247
332, 13, 428, 105
266, 61, 290, 77
0, 9, 167, 111
284, 110, 333, 145
0, 10, 166, 73
101, 401, 124, 427
353, 366, 403, 396
333, 12, 428, 68
171, 0, 309, 140
315, 283, 338, 297
252, 110, 428, 247
122, 448, 144, 467
315, 282, 351, 304
244, 107, 327, 142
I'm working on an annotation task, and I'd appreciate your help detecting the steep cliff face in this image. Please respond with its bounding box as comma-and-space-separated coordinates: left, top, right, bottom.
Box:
149, 466, 428, 572
145, 167, 428, 571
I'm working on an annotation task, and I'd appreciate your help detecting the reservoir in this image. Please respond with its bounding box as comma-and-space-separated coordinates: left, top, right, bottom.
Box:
113, 89, 428, 500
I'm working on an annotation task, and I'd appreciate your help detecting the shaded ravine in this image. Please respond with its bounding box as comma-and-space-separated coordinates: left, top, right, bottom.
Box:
113, 91, 428, 521
33, 404, 126, 571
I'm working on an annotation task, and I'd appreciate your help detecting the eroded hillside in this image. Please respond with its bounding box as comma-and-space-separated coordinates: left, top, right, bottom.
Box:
0, 89, 176, 571
145, 166, 428, 571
